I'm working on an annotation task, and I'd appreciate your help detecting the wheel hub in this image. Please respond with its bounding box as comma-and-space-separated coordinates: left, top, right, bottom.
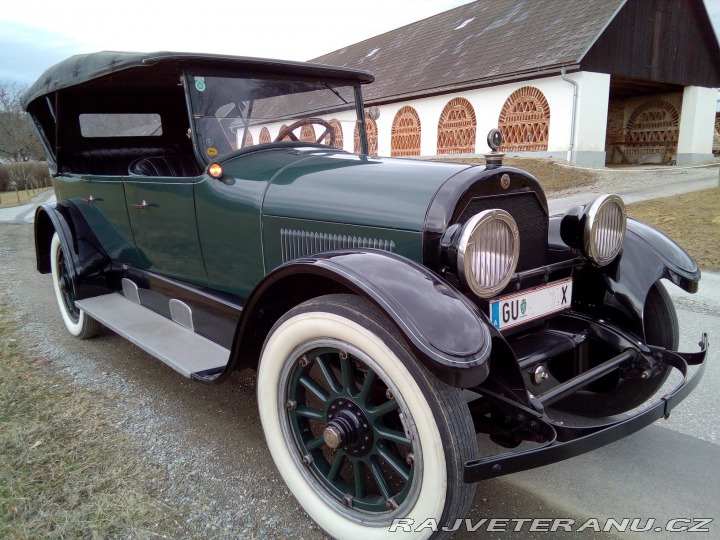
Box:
325, 398, 373, 457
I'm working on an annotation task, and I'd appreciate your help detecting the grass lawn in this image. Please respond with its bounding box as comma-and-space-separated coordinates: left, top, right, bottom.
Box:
0, 188, 52, 209
627, 188, 720, 272
0, 301, 178, 538
428, 156, 597, 194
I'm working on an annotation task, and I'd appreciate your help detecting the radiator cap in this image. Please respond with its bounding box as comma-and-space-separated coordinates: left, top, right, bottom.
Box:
485, 128, 504, 169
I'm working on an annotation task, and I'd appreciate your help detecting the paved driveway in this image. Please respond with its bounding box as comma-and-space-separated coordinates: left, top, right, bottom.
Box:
0, 190, 55, 224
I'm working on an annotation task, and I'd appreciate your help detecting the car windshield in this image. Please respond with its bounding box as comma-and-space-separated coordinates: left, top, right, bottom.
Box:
188, 74, 360, 160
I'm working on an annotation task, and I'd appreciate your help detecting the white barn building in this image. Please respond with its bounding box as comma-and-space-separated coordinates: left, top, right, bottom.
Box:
303, 0, 720, 167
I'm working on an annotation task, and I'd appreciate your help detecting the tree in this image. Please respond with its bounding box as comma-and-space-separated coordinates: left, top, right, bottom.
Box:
2, 161, 50, 191
0, 81, 45, 162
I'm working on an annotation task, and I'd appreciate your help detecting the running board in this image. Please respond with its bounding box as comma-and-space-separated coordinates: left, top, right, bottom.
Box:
75, 293, 230, 378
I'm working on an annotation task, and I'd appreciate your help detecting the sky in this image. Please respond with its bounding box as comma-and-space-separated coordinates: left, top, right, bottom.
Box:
1, 0, 719, 87
0, 0, 472, 84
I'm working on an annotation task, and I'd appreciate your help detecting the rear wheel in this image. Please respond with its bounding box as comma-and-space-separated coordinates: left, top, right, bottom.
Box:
50, 233, 101, 339
257, 294, 476, 539
557, 281, 678, 417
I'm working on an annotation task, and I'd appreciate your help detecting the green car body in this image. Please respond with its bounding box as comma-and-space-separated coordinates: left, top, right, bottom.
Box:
22, 51, 709, 538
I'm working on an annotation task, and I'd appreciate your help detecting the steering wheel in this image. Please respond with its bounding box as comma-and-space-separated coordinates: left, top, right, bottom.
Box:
274, 118, 336, 146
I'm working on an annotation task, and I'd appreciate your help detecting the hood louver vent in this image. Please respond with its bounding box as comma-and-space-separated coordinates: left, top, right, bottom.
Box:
280, 229, 395, 263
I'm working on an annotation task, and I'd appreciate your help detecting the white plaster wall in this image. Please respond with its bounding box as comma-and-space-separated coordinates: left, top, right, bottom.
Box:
368, 72, 609, 160
677, 85, 718, 155
234, 71, 613, 164
571, 72, 611, 153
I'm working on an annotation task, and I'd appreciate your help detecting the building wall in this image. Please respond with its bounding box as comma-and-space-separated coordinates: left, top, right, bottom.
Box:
368, 71, 608, 166
580, 0, 720, 89
677, 86, 718, 164
237, 72, 715, 168
236, 72, 609, 166
571, 72, 611, 167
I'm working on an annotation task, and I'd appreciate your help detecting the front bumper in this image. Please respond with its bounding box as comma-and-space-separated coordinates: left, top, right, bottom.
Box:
463, 332, 708, 483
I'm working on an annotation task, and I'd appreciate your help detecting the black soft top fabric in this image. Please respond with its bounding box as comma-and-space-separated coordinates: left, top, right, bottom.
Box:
21, 51, 375, 109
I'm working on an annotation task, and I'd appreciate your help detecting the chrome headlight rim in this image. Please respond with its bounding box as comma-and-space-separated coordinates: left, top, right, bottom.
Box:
583, 194, 627, 266
456, 209, 520, 298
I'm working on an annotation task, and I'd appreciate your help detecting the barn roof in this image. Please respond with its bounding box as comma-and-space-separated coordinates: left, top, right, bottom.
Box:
312, 0, 624, 103
312, 0, 720, 104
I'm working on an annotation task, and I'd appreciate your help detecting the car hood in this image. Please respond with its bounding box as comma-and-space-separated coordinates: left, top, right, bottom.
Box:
261, 151, 471, 231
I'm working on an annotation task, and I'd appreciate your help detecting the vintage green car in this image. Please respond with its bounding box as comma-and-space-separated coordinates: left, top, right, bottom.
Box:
23, 52, 707, 538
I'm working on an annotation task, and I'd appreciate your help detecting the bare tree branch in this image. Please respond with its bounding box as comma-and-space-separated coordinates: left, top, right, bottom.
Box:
0, 82, 45, 162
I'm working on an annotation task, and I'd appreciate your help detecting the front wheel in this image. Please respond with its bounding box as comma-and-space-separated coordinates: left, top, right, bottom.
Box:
257, 294, 477, 539
50, 233, 101, 339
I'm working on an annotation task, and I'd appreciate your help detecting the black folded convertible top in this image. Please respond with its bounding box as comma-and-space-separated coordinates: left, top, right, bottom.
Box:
21, 51, 375, 109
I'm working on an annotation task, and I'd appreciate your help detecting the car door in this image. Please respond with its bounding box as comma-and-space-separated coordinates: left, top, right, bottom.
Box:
124, 173, 208, 284
57, 173, 147, 268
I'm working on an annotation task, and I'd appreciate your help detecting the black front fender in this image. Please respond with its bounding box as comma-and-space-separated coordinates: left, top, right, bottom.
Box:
572, 217, 700, 338
231, 250, 492, 388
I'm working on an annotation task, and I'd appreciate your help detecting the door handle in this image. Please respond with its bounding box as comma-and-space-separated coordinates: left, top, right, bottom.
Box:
132, 200, 149, 210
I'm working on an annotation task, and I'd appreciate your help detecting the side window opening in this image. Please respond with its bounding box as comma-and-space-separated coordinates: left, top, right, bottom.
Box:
79, 113, 163, 138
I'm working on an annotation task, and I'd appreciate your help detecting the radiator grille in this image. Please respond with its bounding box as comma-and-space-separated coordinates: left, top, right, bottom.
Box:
280, 229, 395, 263
456, 193, 547, 271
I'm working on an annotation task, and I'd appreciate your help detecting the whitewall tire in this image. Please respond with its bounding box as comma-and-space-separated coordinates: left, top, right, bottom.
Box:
50, 232, 101, 339
257, 294, 476, 539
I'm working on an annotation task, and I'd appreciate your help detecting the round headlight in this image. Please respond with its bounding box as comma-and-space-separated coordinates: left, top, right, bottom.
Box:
457, 209, 520, 298
584, 194, 626, 266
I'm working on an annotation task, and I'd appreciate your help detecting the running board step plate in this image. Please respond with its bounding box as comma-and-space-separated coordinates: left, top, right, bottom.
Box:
75, 293, 229, 378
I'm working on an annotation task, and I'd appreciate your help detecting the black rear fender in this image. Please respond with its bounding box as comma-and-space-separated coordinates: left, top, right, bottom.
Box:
34, 202, 111, 297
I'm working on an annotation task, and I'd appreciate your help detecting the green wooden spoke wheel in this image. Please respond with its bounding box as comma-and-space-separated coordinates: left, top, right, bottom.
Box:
285, 341, 417, 513
258, 294, 476, 539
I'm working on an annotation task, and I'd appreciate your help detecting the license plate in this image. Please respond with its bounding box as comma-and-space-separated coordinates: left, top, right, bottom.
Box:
489, 278, 572, 330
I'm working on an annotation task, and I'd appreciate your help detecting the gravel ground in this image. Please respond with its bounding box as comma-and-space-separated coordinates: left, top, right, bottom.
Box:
2, 224, 604, 540
548, 162, 719, 214
554, 162, 719, 196
0, 226, 327, 540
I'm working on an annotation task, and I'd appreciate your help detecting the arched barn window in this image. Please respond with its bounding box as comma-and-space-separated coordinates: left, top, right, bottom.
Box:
354, 116, 378, 156
437, 97, 476, 154
259, 127, 271, 144
300, 123, 316, 142
278, 124, 292, 142
625, 99, 679, 148
498, 86, 550, 152
323, 119, 344, 149
391, 106, 421, 157
242, 130, 253, 148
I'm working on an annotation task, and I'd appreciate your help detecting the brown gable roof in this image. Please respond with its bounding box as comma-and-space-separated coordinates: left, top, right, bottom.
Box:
312, 0, 625, 103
